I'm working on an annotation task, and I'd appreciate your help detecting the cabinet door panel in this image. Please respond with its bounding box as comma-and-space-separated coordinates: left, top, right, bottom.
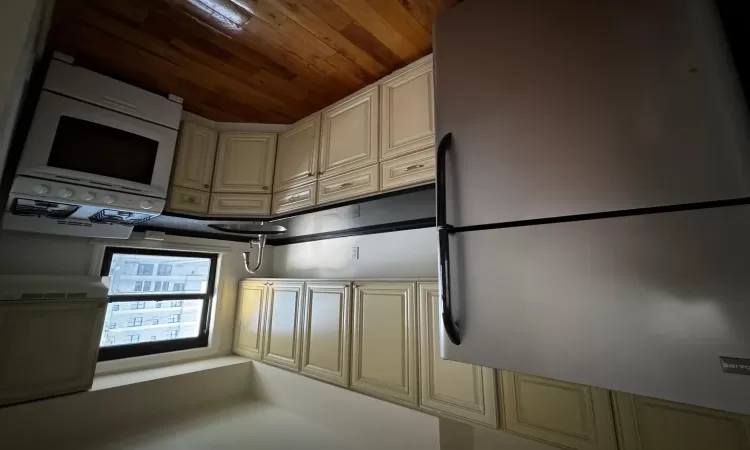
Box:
209, 193, 271, 216
419, 283, 498, 427
233, 282, 267, 360
0, 300, 106, 406
380, 148, 435, 191
272, 183, 317, 215
319, 86, 378, 178
172, 122, 217, 191
380, 59, 434, 161
301, 282, 351, 387
168, 186, 210, 214
501, 371, 617, 450
317, 164, 378, 205
274, 115, 320, 191
263, 281, 304, 371
351, 282, 417, 406
613, 392, 750, 450
213, 132, 276, 193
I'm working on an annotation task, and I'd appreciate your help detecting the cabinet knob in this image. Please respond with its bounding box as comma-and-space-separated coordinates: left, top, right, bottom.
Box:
262, 186, 269, 190
204, 184, 209, 188
187, 196, 196, 203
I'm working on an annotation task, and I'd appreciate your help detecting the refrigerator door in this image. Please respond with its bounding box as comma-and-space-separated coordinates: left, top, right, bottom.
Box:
441, 204, 750, 415
433, 0, 750, 227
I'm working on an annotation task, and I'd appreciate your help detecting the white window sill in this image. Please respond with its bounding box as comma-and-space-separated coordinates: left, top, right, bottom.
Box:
91, 355, 251, 391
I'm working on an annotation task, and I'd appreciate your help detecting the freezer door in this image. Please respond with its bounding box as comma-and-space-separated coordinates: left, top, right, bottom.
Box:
441, 204, 750, 415
434, 0, 750, 227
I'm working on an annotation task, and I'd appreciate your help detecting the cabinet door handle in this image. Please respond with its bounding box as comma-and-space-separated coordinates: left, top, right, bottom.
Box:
186, 196, 196, 204
338, 182, 354, 189
405, 164, 425, 171
437, 132, 461, 345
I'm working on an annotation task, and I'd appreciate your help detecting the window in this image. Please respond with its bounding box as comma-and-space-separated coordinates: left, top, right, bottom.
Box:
98, 247, 218, 361
157, 264, 172, 276
137, 264, 154, 276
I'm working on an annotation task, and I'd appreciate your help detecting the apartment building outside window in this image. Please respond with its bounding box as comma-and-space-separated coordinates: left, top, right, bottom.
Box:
98, 247, 218, 361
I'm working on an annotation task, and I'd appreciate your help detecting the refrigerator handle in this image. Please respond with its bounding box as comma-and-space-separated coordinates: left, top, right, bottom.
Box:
436, 133, 461, 345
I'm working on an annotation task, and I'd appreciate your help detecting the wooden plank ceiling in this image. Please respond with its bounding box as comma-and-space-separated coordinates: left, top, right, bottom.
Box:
48, 0, 461, 124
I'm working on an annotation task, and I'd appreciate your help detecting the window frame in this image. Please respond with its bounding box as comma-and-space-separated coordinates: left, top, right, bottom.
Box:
98, 246, 218, 362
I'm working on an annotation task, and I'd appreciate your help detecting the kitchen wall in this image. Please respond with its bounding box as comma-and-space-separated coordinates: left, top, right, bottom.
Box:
271, 227, 437, 279
0, 229, 273, 373
0, 0, 52, 176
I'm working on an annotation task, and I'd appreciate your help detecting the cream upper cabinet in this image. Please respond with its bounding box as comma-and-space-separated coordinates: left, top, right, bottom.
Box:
350, 281, 418, 406
233, 281, 267, 360
0, 299, 106, 406
300, 282, 351, 387
319, 86, 379, 178
274, 115, 320, 192
501, 371, 618, 450
418, 283, 498, 427
172, 121, 218, 191
380, 58, 435, 161
613, 392, 750, 450
213, 132, 277, 193
262, 281, 304, 371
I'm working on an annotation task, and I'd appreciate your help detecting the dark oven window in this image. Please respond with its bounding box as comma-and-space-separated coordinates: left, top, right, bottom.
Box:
48, 116, 158, 185
98, 247, 218, 361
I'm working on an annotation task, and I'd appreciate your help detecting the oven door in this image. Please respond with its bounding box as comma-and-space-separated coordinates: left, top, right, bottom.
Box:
17, 91, 177, 198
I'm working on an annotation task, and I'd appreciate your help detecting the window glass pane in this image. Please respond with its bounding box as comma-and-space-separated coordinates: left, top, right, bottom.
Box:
100, 299, 204, 347
106, 253, 212, 295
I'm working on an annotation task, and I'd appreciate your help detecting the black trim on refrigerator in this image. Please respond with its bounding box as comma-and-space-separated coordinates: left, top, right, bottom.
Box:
436, 132, 461, 345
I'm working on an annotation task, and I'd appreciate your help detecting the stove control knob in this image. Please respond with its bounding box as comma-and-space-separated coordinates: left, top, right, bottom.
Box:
58, 188, 74, 198
102, 195, 116, 205
140, 200, 154, 210
33, 184, 50, 195
83, 192, 96, 201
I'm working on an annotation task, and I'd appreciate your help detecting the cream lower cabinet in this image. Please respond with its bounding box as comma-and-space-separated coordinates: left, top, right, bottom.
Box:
418, 283, 499, 427
233, 281, 267, 360
262, 281, 304, 371
501, 371, 618, 450
613, 392, 750, 450
0, 299, 106, 406
300, 282, 351, 387
350, 281, 418, 407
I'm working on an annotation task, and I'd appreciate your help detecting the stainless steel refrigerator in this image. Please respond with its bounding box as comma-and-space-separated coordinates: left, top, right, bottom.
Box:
434, 0, 750, 415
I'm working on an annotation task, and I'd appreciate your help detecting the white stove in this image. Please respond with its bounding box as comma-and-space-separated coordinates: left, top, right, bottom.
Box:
3, 176, 165, 238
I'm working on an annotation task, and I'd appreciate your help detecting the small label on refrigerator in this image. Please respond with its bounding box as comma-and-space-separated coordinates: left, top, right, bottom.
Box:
719, 356, 750, 376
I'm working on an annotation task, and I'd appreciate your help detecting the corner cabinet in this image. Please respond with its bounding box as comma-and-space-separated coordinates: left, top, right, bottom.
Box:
350, 281, 418, 407
171, 121, 218, 191
233, 281, 268, 360
418, 283, 499, 427
213, 132, 277, 194
262, 281, 304, 371
300, 282, 352, 387
0, 299, 106, 406
319, 86, 379, 179
500, 371, 618, 450
613, 392, 750, 450
274, 114, 320, 192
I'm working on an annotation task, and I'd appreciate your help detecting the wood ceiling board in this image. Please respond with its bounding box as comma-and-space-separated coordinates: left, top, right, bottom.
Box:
48, 0, 461, 123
